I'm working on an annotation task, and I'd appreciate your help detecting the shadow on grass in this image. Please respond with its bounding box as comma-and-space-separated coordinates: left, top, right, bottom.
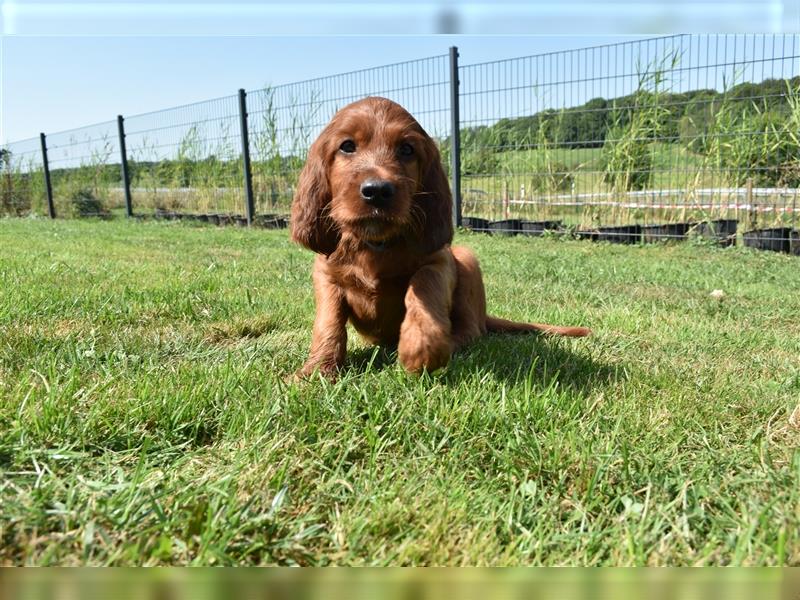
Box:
447, 334, 619, 395
343, 333, 618, 395
345, 345, 399, 374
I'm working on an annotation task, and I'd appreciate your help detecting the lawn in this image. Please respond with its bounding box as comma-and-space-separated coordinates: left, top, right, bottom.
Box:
1, 218, 799, 566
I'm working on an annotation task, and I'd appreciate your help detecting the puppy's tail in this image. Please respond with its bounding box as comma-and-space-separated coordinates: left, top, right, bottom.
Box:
485, 315, 591, 338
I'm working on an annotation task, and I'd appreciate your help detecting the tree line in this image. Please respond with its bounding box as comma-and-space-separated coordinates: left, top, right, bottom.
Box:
460, 76, 800, 152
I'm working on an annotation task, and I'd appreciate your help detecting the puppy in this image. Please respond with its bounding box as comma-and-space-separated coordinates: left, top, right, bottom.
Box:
290, 97, 590, 377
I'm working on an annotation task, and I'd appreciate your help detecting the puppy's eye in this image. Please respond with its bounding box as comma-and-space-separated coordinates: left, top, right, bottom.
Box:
339, 140, 356, 154
398, 143, 414, 157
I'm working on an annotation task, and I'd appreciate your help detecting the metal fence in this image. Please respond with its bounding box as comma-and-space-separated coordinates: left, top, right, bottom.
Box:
2, 35, 800, 252
42, 120, 122, 218
123, 94, 246, 218
0, 53, 452, 225
245, 54, 452, 220
459, 34, 800, 247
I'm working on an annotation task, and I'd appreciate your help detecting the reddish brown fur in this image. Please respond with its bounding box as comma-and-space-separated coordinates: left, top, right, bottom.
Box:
290, 97, 590, 377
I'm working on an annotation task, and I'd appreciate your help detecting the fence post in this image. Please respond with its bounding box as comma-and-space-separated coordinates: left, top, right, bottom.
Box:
117, 115, 133, 217
238, 88, 256, 225
39, 133, 55, 219
449, 46, 462, 228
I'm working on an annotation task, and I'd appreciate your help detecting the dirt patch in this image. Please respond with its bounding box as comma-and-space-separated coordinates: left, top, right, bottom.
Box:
203, 316, 279, 344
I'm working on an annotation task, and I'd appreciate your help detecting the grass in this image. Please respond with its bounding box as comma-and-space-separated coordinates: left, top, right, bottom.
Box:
1, 218, 799, 566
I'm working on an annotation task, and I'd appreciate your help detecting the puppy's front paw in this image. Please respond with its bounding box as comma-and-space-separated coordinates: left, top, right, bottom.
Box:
289, 359, 340, 382
398, 326, 453, 374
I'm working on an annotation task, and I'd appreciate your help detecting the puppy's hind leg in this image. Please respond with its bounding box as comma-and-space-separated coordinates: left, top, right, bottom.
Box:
449, 246, 489, 350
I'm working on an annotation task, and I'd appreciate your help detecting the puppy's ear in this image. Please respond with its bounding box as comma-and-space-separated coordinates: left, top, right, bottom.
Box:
290, 136, 340, 255
417, 140, 454, 254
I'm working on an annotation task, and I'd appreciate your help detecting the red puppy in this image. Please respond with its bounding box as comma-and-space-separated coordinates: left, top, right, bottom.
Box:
290, 97, 590, 377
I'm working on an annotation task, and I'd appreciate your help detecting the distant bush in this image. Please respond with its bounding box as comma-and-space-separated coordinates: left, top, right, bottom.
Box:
68, 187, 110, 218
778, 160, 800, 188
601, 128, 654, 191
459, 127, 502, 176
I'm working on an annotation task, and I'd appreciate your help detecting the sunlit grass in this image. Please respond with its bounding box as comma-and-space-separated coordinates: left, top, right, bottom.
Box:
1, 218, 798, 565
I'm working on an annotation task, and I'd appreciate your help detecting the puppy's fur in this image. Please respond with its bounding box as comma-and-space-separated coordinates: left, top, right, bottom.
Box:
291, 97, 589, 376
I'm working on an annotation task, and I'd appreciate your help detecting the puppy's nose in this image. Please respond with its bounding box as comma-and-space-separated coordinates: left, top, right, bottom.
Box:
360, 179, 396, 206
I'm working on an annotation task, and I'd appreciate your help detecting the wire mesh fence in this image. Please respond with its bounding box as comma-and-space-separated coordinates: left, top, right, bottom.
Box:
458, 34, 800, 246
43, 120, 122, 218
2, 36, 799, 253
124, 94, 245, 218
246, 55, 451, 219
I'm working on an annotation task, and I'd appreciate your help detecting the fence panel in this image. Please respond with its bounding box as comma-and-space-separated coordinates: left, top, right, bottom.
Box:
123, 95, 245, 218
41, 121, 122, 218
1, 137, 45, 216
458, 34, 800, 242
246, 54, 451, 218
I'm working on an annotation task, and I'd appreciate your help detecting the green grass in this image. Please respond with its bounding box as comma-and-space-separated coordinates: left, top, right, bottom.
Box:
1, 218, 799, 566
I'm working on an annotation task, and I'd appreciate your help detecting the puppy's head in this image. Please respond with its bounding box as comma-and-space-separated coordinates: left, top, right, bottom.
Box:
290, 97, 453, 255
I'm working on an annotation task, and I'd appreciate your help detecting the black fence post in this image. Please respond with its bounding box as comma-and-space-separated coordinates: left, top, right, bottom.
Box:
117, 115, 133, 217
238, 88, 256, 225
39, 133, 55, 219
448, 46, 462, 228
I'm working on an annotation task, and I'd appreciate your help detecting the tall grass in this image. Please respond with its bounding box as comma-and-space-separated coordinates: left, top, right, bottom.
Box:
129, 123, 243, 214
249, 87, 319, 215
707, 80, 800, 188
601, 53, 679, 197
47, 133, 119, 217
1, 149, 46, 216
684, 77, 800, 228
457, 53, 799, 231
461, 101, 577, 221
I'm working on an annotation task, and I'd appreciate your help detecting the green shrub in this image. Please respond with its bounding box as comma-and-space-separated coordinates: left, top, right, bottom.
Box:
68, 187, 110, 218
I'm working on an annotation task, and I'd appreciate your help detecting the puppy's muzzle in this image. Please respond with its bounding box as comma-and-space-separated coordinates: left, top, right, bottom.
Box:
360, 179, 396, 208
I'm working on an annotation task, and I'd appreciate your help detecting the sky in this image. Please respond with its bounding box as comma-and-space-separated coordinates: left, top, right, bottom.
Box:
1, 0, 798, 144
1, 35, 656, 142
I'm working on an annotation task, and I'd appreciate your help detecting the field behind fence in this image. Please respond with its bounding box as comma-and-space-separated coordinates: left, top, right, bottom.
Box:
2, 34, 799, 249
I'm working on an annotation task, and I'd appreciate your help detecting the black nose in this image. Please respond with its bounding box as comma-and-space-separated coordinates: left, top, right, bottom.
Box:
360, 179, 396, 206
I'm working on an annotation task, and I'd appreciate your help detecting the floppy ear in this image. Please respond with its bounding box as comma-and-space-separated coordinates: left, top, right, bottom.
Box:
417, 141, 454, 254
290, 136, 340, 256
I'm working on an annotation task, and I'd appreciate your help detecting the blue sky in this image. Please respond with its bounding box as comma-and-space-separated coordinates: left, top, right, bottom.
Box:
2, 35, 661, 142
1, 1, 798, 143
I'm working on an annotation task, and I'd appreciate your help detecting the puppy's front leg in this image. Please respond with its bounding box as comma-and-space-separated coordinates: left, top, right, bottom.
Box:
297, 258, 348, 379
398, 249, 457, 374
